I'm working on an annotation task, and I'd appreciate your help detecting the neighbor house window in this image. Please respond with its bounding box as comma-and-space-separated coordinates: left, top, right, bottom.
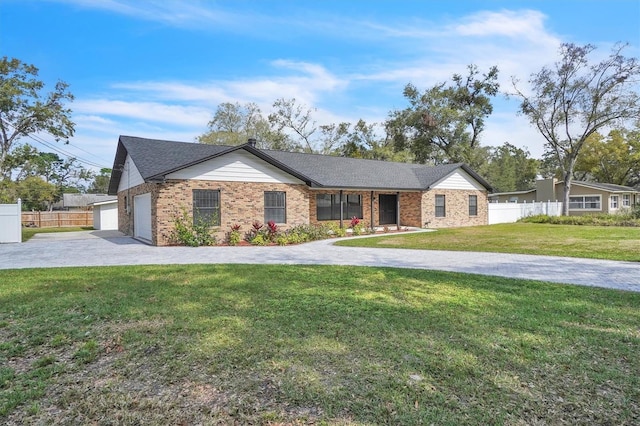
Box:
316, 194, 363, 220
265, 191, 286, 223
623, 194, 631, 207
469, 195, 478, 216
610, 195, 619, 209
193, 189, 220, 225
569, 195, 601, 210
435, 194, 446, 217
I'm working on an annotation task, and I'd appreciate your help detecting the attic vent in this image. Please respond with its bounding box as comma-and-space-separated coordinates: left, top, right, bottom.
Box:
247, 138, 257, 147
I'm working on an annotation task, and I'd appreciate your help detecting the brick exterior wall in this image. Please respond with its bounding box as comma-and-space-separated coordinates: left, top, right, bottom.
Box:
422, 189, 488, 228
121, 180, 310, 246
118, 182, 488, 245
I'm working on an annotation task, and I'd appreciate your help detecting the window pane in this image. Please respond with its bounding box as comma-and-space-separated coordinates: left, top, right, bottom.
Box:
316, 194, 332, 220
585, 196, 600, 209
265, 191, 286, 223
569, 196, 583, 209
435, 195, 446, 217
193, 190, 220, 225
623, 195, 630, 206
331, 194, 341, 220
347, 194, 363, 219
469, 195, 477, 216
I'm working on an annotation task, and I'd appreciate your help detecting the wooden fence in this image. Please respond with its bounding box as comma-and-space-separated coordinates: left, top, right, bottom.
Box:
22, 211, 93, 228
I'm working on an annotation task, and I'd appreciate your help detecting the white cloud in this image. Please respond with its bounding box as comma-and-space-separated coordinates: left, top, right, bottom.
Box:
73, 100, 211, 127
53, 0, 241, 29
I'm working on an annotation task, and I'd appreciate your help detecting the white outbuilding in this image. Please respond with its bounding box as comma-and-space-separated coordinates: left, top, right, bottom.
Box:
91, 198, 118, 230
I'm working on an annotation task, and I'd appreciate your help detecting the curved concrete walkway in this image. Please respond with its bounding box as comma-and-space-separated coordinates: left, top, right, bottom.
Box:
1, 230, 638, 292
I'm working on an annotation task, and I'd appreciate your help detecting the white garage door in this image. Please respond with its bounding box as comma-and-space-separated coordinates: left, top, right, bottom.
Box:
100, 203, 119, 230
134, 193, 152, 242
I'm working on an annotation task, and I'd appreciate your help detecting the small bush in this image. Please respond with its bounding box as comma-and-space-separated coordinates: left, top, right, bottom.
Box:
350, 216, 365, 235
227, 224, 242, 246
170, 208, 217, 246
250, 233, 267, 246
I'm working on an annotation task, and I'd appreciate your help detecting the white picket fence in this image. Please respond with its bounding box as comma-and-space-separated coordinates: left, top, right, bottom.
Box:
0, 199, 22, 243
488, 201, 563, 225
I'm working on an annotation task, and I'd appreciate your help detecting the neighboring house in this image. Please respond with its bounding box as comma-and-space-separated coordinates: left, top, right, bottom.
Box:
108, 136, 492, 245
61, 193, 118, 211
489, 178, 639, 215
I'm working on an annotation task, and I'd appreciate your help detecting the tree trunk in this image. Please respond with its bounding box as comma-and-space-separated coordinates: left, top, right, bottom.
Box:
562, 173, 572, 216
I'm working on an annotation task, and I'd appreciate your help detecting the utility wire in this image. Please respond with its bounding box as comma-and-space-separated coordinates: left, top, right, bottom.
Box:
1, 119, 110, 169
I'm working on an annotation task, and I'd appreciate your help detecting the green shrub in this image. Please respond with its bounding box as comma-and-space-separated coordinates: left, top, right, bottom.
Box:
519, 213, 640, 227
227, 224, 242, 246
170, 208, 217, 246
250, 233, 267, 246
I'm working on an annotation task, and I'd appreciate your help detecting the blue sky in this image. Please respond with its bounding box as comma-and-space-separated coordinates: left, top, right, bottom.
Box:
2, 0, 639, 172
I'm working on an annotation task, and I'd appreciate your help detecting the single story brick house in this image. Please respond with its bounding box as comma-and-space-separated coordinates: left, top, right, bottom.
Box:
489, 178, 639, 215
108, 136, 492, 245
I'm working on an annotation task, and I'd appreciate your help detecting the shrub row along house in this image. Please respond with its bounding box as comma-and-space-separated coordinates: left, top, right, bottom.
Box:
108, 136, 492, 245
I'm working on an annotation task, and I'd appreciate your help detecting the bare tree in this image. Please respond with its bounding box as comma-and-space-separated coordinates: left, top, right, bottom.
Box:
268, 98, 317, 153
513, 43, 640, 215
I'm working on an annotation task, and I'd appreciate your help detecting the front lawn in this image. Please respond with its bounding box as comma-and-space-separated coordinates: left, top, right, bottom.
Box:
1, 265, 638, 424
336, 223, 640, 261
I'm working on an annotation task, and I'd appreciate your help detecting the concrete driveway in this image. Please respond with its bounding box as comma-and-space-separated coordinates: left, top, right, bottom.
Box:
1, 230, 639, 293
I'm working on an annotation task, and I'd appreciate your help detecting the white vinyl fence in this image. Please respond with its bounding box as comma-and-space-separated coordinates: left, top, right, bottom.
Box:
488, 201, 563, 225
0, 199, 22, 243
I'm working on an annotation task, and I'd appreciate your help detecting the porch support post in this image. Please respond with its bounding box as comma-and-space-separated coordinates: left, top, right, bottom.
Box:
370, 191, 374, 231
396, 192, 400, 229
339, 190, 344, 229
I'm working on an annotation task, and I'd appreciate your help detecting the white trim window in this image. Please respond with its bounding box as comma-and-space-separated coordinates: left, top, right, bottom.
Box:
610, 195, 619, 210
622, 194, 631, 207
569, 195, 601, 210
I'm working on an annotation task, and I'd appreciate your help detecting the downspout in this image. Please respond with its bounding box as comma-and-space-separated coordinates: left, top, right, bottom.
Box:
339, 190, 344, 229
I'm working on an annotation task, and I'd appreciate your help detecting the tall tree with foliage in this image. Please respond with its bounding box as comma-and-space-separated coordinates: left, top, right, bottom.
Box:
386, 64, 499, 169
87, 168, 112, 194
483, 142, 539, 193
573, 129, 640, 186
513, 43, 640, 215
0, 57, 75, 179
339, 119, 414, 162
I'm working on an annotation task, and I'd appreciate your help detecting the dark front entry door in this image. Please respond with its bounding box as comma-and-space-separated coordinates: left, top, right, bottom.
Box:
379, 194, 397, 225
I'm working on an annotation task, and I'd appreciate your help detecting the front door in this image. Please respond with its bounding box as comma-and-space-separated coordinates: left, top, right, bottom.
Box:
379, 194, 397, 225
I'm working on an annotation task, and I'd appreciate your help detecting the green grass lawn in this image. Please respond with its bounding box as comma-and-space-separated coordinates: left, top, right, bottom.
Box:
1, 265, 638, 424
337, 223, 640, 261
21, 226, 94, 242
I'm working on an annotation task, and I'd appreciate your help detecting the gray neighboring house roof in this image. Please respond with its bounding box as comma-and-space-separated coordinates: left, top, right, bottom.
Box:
108, 135, 492, 194
570, 181, 638, 193
63, 193, 118, 208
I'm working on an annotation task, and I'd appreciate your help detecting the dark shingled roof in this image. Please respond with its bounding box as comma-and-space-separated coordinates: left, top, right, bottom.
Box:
108, 135, 492, 194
